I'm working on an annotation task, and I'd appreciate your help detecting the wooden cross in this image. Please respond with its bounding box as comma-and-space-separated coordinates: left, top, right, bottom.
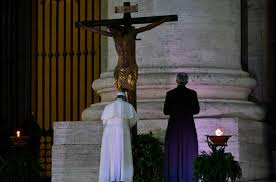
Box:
76, 2, 178, 136
76, 2, 177, 29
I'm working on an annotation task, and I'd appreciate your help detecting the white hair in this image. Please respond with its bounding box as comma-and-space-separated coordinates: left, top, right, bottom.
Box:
176, 72, 188, 85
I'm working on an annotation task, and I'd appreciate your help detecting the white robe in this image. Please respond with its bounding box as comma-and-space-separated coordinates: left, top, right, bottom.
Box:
99, 98, 138, 182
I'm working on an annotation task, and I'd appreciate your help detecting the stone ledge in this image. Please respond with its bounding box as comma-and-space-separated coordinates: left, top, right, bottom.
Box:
82, 100, 265, 121
53, 121, 103, 145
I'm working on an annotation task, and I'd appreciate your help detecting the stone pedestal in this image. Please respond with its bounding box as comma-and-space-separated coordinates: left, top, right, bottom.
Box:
51, 122, 102, 182
51, 119, 270, 181
139, 117, 270, 180
52, 0, 270, 181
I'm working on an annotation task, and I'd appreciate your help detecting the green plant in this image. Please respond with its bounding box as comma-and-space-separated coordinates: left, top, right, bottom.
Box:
193, 148, 242, 182
132, 132, 164, 182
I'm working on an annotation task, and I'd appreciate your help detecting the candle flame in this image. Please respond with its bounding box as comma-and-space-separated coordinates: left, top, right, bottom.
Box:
215, 128, 223, 136
16, 130, 20, 138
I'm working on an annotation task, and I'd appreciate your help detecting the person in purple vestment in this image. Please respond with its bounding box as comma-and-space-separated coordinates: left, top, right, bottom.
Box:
163, 72, 200, 182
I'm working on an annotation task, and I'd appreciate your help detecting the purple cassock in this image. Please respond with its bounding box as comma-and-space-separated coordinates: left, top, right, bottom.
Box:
163, 84, 200, 182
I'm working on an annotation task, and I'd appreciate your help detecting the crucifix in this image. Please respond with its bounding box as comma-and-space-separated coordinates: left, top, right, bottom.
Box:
77, 2, 178, 135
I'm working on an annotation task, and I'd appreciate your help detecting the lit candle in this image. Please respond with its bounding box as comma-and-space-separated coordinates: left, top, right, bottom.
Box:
16, 130, 21, 138
215, 128, 223, 136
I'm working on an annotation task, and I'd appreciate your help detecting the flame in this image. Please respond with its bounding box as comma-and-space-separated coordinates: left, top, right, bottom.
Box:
215, 128, 223, 136
16, 130, 20, 138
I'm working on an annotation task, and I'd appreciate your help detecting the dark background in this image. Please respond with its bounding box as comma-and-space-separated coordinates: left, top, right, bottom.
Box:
0, 0, 275, 179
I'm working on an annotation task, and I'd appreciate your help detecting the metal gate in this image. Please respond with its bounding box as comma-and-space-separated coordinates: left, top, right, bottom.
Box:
31, 0, 101, 177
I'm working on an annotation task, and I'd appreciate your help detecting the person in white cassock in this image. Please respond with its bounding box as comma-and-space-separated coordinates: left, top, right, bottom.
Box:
99, 91, 138, 182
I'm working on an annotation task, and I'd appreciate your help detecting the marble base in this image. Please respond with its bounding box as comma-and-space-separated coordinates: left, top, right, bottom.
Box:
51, 121, 102, 182
140, 117, 270, 181
197, 118, 270, 181
52, 118, 270, 181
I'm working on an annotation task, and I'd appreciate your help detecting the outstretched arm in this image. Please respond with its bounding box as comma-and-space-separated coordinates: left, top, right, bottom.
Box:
80, 24, 113, 37
135, 16, 172, 34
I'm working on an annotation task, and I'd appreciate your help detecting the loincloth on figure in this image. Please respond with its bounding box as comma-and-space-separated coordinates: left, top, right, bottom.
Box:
114, 65, 138, 91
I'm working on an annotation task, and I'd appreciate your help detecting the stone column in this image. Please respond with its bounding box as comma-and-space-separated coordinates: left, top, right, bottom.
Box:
247, 0, 267, 102
81, 0, 269, 180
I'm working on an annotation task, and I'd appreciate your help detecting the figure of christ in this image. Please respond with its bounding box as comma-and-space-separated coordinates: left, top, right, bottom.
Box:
81, 16, 171, 106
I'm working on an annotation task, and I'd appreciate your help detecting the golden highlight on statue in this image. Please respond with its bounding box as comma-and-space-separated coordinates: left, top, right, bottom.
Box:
108, 24, 139, 92
114, 64, 137, 92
